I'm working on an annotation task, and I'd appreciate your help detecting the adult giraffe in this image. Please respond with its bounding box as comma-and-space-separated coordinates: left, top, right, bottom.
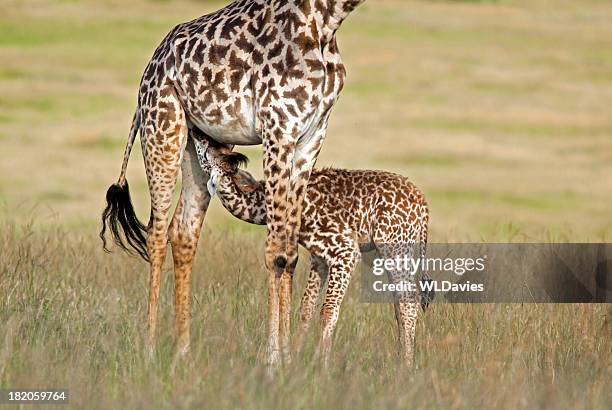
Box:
100, 0, 365, 366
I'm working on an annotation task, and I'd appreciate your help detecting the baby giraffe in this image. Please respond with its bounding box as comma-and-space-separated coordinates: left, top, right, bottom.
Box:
194, 137, 431, 367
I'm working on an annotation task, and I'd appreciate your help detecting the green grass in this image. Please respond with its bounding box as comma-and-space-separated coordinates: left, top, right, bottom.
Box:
379, 152, 511, 167
0, 220, 609, 409
69, 134, 129, 151
36, 190, 78, 202
0, 0, 610, 239
408, 116, 612, 138
429, 189, 581, 211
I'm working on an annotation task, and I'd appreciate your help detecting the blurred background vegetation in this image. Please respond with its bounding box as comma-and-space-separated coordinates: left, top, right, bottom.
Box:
1, 0, 611, 240
0, 1, 610, 408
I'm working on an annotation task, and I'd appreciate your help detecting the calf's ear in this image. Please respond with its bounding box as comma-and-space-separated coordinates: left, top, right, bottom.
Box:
221, 152, 249, 173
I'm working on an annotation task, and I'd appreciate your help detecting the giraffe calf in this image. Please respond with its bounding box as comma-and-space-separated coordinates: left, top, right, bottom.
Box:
194, 138, 432, 367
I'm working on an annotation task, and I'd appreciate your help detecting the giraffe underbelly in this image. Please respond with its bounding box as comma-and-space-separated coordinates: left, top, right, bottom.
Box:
187, 101, 261, 146
176, 63, 261, 146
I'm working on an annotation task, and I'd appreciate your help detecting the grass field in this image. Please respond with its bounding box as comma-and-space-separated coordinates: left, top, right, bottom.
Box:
0, 0, 611, 408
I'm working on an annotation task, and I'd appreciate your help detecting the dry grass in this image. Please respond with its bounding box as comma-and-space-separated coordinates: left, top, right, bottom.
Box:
0, 221, 610, 409
1, 0, 611, 408
0, 0, 611, 239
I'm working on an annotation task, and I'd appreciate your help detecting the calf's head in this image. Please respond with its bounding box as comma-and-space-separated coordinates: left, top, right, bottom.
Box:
193, 137, 259, 197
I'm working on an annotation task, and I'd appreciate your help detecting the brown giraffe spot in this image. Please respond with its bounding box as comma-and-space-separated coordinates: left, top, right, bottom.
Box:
192, 41, 208, 65
294, 31, 318, 54
267, 40, 285, 60
229, 71, 242, 92
221, 15, 246, 40
229, 50, 250, 71
283, 86, 309, 111
235, 33, 254, 53
252, 49, 264, 65
259, 26, 278, 47
286, 105, 298, 117
272, 106, 289, 124
209, 44, 230, 65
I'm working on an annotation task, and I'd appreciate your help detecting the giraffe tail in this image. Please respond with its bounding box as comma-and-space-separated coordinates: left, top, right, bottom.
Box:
117, 110, 140, 187
99, 110, 149, 262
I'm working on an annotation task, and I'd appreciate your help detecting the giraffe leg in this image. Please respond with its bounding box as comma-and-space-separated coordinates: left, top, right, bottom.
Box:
319, 237, 360, 367
394, 298, 419, 367
376, 242, 420, 368
141, 89, 188, 353
168, 137, 211, 355
278, 125, 329, 363
295, 254, 328, 352
418, 205, 433, 310
396, 243, 420, 367
260, 118, 295, 369
279, 267, 293, 363
261, 111, 328, 369
266, 261, 281, 370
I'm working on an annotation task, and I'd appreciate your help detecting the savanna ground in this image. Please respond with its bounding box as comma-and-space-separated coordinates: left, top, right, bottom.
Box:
0, 0, 610, 408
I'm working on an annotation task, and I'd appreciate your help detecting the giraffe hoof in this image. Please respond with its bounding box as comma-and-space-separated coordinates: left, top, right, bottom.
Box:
177, 343, 191, 357
146, 343, 156, 361
266, 349, 282, 377
274, 255, 287, 270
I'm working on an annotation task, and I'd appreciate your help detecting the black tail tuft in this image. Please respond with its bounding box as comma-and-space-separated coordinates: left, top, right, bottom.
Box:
100, 181, 149, 262
420, 276, 435, 311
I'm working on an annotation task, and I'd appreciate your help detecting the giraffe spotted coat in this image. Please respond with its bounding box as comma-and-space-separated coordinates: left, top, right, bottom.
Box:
100, 0, 366, 364
194, 137, 430, 366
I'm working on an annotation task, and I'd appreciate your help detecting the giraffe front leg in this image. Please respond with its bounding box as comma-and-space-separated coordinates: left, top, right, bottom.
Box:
295, 255, 328, 352
279, 268, 293, 363
261, 120, 296, 370
168, 138, 211, 355
279, 125, 329, 362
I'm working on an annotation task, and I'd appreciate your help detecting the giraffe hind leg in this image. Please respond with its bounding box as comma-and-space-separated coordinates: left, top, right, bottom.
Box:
168, 137, 211, 355
141, 88, 188, 352
376, 242, 419, 368
295, 254, 328, 352
319, 236, 360, 367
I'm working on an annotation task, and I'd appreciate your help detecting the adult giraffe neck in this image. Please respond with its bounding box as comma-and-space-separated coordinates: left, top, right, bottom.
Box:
318, 0, 366, 33
279, 0, 365, 41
